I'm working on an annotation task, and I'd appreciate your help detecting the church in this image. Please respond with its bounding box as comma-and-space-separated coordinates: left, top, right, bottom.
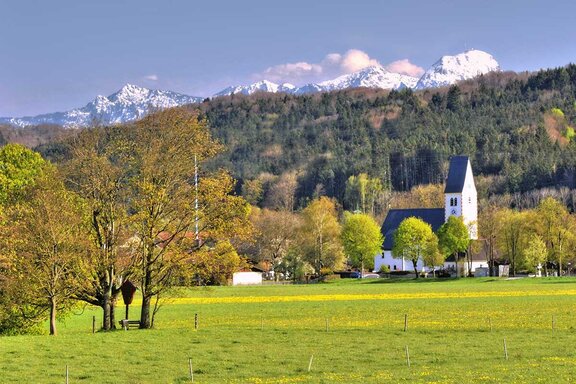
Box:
373, 156, 485, 275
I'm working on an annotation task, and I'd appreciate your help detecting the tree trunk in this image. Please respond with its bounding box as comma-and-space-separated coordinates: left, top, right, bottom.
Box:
110, 299, 117, 330
49, 297, 57, 336
454, 252, 459, 278
140, 295, 151, 329
102, 294, 111, 330
413, 260, 419, 279
361, 260, 364, 278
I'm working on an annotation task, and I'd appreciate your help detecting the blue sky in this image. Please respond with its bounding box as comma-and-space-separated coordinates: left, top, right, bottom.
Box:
1, 0, 576, 116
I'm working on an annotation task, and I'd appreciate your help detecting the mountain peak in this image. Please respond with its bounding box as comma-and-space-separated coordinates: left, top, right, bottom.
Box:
0, 84, 203, 128
415, 49, 499, 89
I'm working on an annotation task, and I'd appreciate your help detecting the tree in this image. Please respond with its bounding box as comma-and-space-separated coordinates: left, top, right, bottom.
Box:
524, 234, 547, 273
126, 108, 222, 328
126, 108, 251, 328
341, 212, 383, 275
437, 216, 470, 277
421, 233, 443, 276
62, 127, 132, 330
392, 217, 437, 278
536, 197, 574, 275
251, 208, 301, 280
0, 143, 45, 205
1, 169, 90, 335
300, 197, 344, 276
478, 203, 500, 276
496, 209, 529, 276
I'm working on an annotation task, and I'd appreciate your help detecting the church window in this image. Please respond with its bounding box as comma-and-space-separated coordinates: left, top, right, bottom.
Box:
454, 197, 458, 206
449, 198, 454, 206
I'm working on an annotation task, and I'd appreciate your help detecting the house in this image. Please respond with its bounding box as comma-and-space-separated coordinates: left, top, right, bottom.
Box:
374, 156, 484, 275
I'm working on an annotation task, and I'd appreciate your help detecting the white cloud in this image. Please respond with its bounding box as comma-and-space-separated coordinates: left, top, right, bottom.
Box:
384, 59, 425, 77
339, 49, 380, 73
144, 74, 159, 81
254, 50, 423, 85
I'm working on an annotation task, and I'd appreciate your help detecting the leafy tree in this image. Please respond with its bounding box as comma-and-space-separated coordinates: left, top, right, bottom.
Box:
62, 127, 131, 330
421, 233, 443, 276
535, 197, 574, 275
251, 208, 301, 280
496, 209, 530, 276
524, 234, 547, 273
0, 144, 45, 205
341, 212, 383, 275
392, 217, 437, 278
126, 108, 223, 328
299, 197, 344, 276
437, 216, 470, 277
0, 169, 90, 335
188, 240, 246, 286
478, 203, 500, 276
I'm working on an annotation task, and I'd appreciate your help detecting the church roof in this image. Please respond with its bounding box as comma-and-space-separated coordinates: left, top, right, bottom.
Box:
381, 208, 445, 250
444, 156, 470, 193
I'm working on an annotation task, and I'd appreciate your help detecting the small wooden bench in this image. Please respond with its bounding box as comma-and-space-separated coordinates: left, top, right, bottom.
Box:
119, 319, 140, 330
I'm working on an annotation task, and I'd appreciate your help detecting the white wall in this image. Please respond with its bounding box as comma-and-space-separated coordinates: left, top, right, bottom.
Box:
232, 272, 263, 286
374, 250, 424, 272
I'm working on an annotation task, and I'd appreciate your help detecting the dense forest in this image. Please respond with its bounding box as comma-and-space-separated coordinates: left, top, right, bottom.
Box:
194, 65, 576, 208
5, 64, 576, 212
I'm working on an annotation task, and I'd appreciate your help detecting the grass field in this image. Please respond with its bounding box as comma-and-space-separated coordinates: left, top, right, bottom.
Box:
2, 277, 576, 383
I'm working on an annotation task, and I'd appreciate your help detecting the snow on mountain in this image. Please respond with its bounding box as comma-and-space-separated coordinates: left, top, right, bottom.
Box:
214, 80, 295, 97
295, 65, 419, 94
414, 49, 500, 90
0, 84, 203, 128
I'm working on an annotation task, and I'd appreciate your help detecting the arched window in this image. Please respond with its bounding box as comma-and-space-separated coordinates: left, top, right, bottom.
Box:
454, 197, 458, 206
449, 198, 454, 206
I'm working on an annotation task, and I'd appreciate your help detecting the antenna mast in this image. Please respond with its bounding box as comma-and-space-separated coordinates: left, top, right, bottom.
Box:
194, 154, 199, 244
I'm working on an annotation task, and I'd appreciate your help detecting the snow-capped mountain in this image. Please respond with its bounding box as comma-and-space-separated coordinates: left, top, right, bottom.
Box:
214, 80, 295, 97
0, 84, 203, 128
294, 65, 418, 94
414, 49, 500, 90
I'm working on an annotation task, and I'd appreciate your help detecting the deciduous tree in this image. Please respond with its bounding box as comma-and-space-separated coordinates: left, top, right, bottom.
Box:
392, 217, 437, 278
341, 212, 383, 275
300, 197, 344, 276
437, 216, 470, 277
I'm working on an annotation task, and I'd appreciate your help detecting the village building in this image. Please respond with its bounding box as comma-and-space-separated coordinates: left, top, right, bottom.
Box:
374, 156, 486, 276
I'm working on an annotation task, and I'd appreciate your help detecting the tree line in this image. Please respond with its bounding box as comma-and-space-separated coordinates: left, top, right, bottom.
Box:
0, 108, 251, 335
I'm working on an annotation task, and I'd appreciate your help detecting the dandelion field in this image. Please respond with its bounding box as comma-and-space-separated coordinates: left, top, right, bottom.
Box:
2, 278, 576, 383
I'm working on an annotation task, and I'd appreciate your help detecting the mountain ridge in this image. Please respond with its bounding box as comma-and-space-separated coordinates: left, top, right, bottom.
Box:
0, 49, 500, 128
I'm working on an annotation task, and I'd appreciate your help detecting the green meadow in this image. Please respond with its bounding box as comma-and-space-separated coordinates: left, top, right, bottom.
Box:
2, 278, 576, 383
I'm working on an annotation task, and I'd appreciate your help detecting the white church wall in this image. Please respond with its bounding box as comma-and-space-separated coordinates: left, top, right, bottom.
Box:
374, 250, 425, 272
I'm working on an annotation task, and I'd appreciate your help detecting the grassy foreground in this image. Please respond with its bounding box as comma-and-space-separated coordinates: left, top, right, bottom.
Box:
2, 278, 576, 383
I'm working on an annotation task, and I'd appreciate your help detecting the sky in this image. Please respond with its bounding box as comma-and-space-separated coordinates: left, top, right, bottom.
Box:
1, 0, 576, 117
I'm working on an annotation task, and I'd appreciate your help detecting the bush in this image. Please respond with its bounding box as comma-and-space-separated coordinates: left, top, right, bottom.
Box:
378, 264, 390, 273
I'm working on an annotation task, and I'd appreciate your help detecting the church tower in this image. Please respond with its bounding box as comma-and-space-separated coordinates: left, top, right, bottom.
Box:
444, 156, 477, 239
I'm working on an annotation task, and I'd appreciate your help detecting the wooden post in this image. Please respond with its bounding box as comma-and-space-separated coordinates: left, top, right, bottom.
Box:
194, 313, 198, 330
405, 345, 410, 367
92, 315, 96, 334
503, 338, 508, 360
404, 314, 408, 332
65, 365, 69, 384
189, 358, 194, 382
308, 355, 314, 372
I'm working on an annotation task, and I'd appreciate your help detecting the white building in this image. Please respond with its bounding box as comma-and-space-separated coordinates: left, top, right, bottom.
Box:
374, 156, 484, 275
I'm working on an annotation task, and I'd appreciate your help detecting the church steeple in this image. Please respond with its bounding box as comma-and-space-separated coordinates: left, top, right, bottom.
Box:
444, 156, 477, 239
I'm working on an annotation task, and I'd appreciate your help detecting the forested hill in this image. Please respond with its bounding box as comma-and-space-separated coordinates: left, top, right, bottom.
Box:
191, 65, 576, 206
28, 64, 576, 210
